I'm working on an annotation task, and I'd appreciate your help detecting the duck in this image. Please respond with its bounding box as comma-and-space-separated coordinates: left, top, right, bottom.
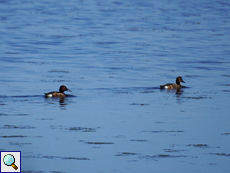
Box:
44, 85, 71, 97
160, 76, 185, 89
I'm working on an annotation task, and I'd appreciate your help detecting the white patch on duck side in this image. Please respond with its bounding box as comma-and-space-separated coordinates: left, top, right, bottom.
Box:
45, 94, 53, 97
164, 86, 168, 89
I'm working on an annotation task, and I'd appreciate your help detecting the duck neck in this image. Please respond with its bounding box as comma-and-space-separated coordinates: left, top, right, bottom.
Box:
176, 78, 181, 85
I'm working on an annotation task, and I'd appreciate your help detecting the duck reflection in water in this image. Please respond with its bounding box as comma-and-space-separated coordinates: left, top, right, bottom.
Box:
175, 88, 184, 96
161, 87, 184, 95
45, 96, 70, 107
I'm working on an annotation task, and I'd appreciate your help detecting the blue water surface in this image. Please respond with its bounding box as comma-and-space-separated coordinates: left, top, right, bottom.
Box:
0, 0, 230, 172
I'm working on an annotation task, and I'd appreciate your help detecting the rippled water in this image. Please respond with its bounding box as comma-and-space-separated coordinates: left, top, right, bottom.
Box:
0, 0, 230, 172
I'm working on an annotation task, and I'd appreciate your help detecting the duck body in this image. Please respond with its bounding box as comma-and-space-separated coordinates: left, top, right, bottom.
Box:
44, 92, 66, 98
44, 85, 71, 98
160, 76, 185, 89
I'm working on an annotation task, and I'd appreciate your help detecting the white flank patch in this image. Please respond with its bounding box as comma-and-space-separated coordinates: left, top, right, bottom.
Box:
46, 94, 53, 97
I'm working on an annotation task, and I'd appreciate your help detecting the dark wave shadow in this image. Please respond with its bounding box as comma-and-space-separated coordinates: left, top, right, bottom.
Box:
93, 87, 159, 94
0, 95, 42, 98
0, 95, 77, 108
0, 94, 77, 98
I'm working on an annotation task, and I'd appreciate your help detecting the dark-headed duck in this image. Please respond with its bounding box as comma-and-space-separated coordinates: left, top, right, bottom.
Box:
160, 76, 185, 89
44, 85, 71, 97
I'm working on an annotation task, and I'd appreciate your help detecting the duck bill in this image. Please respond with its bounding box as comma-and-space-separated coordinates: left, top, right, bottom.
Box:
67, 89, 72, 92
181, 80, 185, 83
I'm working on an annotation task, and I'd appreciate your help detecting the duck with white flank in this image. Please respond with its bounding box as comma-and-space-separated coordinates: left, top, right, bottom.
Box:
160, 76, 185, 90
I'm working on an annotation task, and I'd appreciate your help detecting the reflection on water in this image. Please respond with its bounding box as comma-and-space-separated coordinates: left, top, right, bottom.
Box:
44, 95, 75, 108
175, 89, 183, 96
160, 88, 184, 95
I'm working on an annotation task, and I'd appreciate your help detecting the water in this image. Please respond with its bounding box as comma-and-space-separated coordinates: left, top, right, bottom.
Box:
0, 0, 230, 172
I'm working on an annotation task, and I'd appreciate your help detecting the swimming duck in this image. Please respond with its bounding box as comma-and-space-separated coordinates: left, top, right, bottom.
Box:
44, 85, 71, 97
160, 76, 185, 89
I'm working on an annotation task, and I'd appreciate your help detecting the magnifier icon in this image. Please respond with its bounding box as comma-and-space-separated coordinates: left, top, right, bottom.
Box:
3, 154, 18, 170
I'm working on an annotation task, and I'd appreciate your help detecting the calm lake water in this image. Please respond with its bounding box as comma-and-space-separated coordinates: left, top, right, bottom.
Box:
0, 0, 230, 172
